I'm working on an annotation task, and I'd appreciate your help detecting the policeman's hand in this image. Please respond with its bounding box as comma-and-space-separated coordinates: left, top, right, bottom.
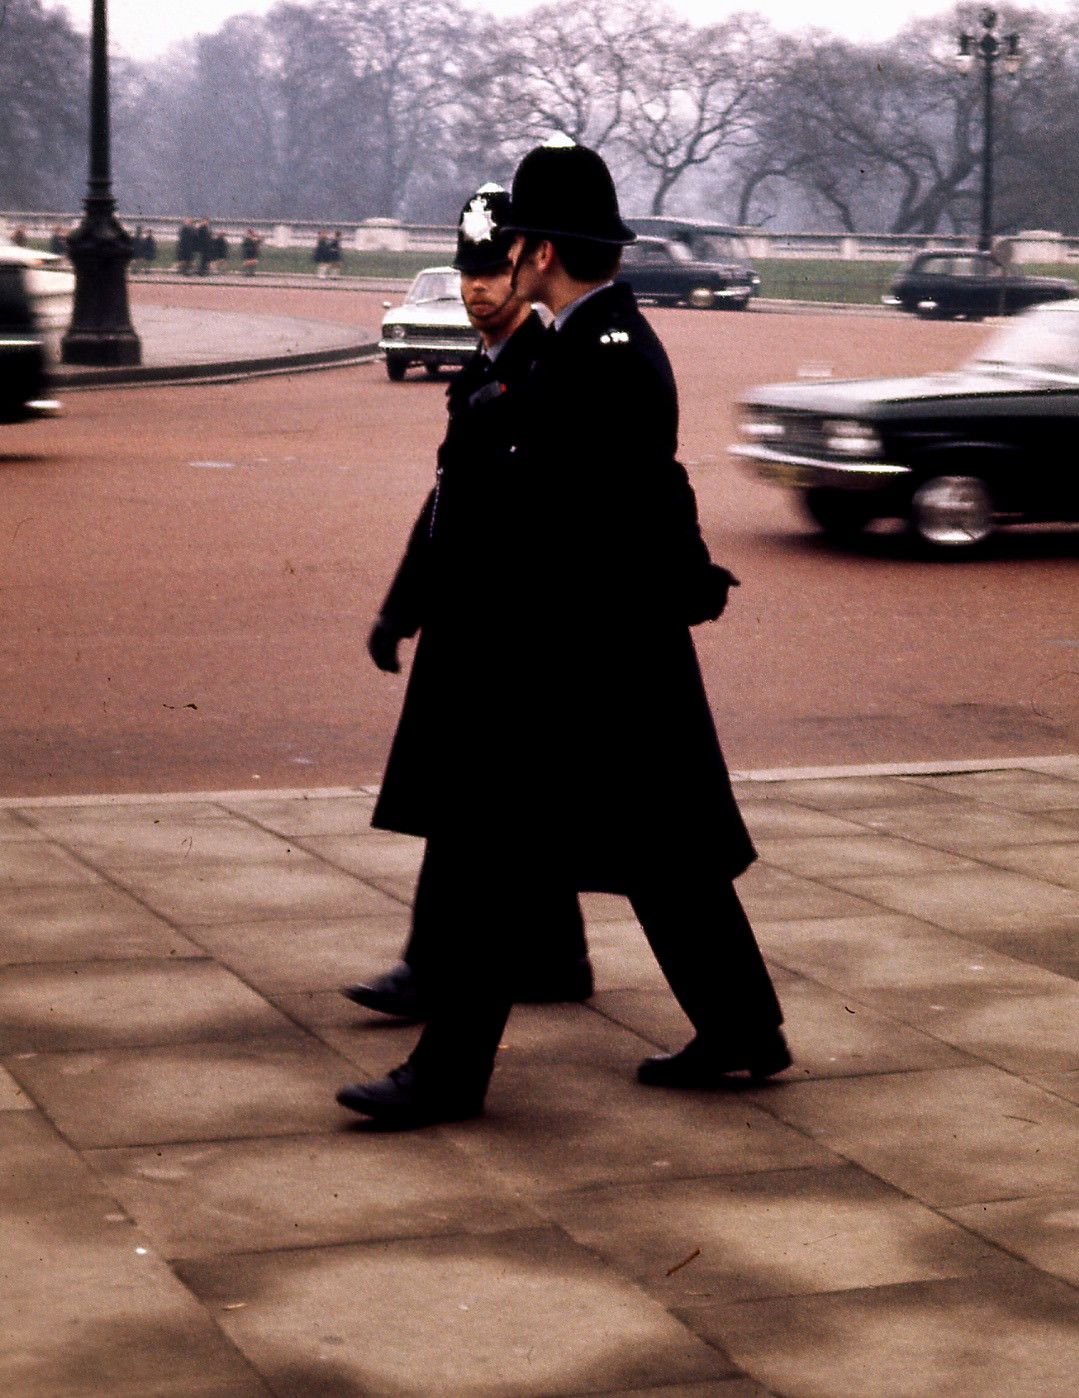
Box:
367, 616, 402, 673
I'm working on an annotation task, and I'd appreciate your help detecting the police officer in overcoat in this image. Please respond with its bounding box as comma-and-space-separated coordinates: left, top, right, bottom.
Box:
337, 142, 788, 1127
340, 184, 593, 1020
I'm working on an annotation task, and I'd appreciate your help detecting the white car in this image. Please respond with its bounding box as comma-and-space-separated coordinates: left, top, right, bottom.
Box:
0, 241, 74, 330
378, 266, 478, 381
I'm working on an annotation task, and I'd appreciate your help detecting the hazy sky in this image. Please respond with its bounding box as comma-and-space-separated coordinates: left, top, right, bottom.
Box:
56, 0, 1001, 61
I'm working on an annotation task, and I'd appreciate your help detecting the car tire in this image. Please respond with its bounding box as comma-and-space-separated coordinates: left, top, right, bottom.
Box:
802, 487, 876, 541
909, 474, 995, 553
385, 355, 408, 381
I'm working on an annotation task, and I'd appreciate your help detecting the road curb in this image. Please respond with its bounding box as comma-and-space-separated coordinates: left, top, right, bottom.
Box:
3, 755, 1074, 808
50, 337, 381, 390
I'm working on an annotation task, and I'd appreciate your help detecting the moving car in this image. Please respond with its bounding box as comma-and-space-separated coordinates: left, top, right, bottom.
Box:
730, 299, 1079, 552
378, 266, 478, 380
0, 248, 61, 424
619, 234, 759, 310
884, 250, 1076, 320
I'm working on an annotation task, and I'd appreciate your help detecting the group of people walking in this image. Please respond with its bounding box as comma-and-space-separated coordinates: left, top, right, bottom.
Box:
335, 139, 790, 1130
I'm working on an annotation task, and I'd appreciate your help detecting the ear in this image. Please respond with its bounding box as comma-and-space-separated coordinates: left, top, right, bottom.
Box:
534, 239, 556, 272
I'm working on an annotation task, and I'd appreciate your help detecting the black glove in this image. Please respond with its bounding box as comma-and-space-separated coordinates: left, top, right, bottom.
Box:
367, 616, 402, 673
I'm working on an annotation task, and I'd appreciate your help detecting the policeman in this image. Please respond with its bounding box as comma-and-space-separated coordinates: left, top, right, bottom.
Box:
337, 144, 788, 1128
340, 184, 593, 1023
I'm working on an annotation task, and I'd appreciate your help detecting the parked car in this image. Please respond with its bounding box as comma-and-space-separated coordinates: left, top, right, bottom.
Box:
884, 250, 1076, 320
0, 250, 60, 424
378, 266, 478, 380
619, 234, 759, 310
730, 299, 1079, 552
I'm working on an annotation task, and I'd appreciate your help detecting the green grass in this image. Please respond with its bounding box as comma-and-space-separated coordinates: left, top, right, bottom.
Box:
24, 236, 1079, 302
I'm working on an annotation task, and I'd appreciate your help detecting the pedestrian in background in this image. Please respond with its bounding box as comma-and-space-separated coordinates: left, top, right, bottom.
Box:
336, 140, 788, 1129
210, 227, 228, 272
241, 228, 262, 275
176, 219, 197, 274
338, 184, 592, 1029
196, 219, 213, 275
327, 229, 343, 276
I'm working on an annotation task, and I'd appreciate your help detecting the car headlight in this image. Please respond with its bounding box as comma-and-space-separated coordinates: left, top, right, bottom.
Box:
824, 419, 883, 458
739, 409, 785, 441
384, 323, 407, 340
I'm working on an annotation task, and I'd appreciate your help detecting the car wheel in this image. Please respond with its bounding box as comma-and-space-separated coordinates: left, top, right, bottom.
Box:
909, 475, 994, 552
801, 487, 876, 541
385, 355, 408, 381
687, 287, 715, 310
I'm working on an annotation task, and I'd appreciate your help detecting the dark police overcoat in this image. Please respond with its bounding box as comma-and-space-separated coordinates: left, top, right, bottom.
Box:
372, 285, 754, 890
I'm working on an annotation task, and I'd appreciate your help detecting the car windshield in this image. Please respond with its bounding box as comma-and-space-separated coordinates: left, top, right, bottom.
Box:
408, 271, 461, 303
969, 307, 1079, 376
693, 234, 740, 262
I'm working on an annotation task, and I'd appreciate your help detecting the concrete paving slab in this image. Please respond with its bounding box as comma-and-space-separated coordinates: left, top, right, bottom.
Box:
185, 913, 411, 993
0, 883, 200, 964
754, 833, 978, 878
0, 1065, 31, 1108
0, 959, 300, 1053
176, 1227, 738, 1397
109, 854, 403, 924
220, 792, 379, 836
752, 1065, 1079, 1207
0, 840, 103, 887
977, 839, 1079, 889
0, 759, 1076, 1395
43, 817, 310, 873
733, 776, 968, 810
838, 798, 1079, 849
945, 1192, 1079, 1287
86, 1131, 540, 1260
544, 1166, 998, 1308
5, 1036, 357, 1147
900, 767, 1079, 811
297, 831, 426, 879
737, 798, 873, 839
736, 864, 879, 921
682, 1261, 1079, 1398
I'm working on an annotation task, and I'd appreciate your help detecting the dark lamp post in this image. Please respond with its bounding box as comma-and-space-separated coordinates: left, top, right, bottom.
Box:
61, 0, 141, 366
955, 8, 1022, 253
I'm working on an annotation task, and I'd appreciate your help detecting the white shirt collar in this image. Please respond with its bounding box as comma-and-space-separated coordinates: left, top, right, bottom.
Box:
552, 280, 616, 332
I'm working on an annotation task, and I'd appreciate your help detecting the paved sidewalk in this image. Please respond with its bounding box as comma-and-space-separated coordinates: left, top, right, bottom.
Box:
46, 303, 378, 390
1, 756, 1077, 1396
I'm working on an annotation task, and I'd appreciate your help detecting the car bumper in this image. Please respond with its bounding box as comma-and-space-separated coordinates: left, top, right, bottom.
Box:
730, 443, 912, 490
379, 337, 477, 361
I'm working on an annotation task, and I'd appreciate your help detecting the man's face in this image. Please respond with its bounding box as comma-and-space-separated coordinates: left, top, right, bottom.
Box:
459, 265, 525, 344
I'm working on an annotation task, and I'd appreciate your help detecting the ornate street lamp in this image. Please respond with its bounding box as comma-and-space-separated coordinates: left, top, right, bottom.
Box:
955, 8, 1022, 253
61, 0, 141, 365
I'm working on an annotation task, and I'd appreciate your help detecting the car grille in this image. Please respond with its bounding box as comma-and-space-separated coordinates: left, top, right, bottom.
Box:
770, 412, 832, 455
402, 325, 477, 345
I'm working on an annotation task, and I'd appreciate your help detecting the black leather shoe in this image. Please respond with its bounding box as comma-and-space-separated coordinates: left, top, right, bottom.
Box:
341, 958, 595, 1016
638, 1031, 792, 1088
340, 962, 424, 1018
335, 1063, 484, 1128
515, 957, 594, 1003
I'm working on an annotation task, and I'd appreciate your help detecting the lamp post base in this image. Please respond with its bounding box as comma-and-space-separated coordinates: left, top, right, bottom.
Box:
60, 204, 142, 367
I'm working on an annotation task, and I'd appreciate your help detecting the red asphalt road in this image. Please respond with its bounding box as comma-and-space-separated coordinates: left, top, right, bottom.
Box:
1, 282, 1075, 798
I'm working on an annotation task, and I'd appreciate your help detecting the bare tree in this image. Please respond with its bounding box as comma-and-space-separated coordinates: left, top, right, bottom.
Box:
0, 0, 85, 210
618, 12, 771, 215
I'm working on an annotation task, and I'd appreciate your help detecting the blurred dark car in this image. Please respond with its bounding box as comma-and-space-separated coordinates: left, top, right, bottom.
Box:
0, 252, 59, 423
619, 234, 759, 310
730, 300, 1079, 552
884, 250, 1076, 320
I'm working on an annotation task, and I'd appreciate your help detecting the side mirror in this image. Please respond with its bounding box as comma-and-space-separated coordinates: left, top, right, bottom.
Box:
382, 300, 392, 309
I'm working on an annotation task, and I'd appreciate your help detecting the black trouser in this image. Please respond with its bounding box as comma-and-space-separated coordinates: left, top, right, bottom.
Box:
406, 836, 782, 1098
403, 839, 588, 989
